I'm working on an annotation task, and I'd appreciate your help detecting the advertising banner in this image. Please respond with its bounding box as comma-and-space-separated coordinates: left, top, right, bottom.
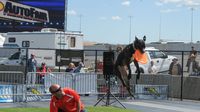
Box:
0, 0, 49, 22
0, 85, 13, 103
0, 0, 64, 32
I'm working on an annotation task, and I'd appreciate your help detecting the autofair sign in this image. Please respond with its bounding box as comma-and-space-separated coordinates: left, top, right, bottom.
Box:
0, 0, 49, 22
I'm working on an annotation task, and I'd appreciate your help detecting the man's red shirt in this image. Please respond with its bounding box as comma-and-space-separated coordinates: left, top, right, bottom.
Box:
50, 88, 84, 112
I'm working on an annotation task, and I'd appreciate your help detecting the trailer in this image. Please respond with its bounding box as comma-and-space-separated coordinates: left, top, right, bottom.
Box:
3, 28, 83, 49
0, 28, 84, 67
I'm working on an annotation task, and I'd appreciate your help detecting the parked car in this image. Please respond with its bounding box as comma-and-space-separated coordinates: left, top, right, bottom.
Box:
130, 47, 176, 74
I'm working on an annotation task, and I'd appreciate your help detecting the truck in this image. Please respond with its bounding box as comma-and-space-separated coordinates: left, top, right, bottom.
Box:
130, 47, 177, 74
0, 28, 84, 67
0, 49, 55, 66
0, 34, 5, 47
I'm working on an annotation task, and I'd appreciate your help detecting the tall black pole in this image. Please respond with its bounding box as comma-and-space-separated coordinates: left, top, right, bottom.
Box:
95, 50, 97, 73
181, 51, 184, 101
25, 48, 28, 84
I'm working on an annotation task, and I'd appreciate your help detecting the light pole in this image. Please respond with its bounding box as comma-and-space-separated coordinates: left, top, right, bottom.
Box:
58, 32, 62, 72
64, 0, 68, 32
159, 13, 162, 42
190, 7, 194, 43
129, 16, 132, 44
79, 14, 82, 32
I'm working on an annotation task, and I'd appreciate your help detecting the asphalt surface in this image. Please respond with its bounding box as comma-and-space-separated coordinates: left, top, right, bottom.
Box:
1, 95, 200, 112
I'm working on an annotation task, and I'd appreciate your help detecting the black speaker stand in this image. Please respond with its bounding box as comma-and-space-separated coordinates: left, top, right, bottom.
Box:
94, 74, 126, 109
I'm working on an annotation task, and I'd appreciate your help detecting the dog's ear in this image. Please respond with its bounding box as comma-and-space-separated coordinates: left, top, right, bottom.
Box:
135, 36, 138, 41
143, 36, 146, 42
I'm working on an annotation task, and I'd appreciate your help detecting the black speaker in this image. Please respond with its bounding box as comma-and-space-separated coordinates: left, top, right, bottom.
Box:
103, 51, 114, 75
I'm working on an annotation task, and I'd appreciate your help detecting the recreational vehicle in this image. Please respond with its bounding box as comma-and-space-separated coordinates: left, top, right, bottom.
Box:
3, 28, 83, 49
0, 28, 84, 67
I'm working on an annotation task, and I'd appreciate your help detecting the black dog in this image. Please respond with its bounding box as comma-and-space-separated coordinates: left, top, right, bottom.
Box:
114, 36, 146, 97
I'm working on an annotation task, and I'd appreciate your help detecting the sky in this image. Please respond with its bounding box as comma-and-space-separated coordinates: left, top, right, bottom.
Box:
66, 0, 200, 44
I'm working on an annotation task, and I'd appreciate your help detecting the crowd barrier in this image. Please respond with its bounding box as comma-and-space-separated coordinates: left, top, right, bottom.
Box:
25, 72, 98, 102
5, 72, 200, 102
0, 72, 171, 102
24, 72, 134, 102
0, 71, 25, 102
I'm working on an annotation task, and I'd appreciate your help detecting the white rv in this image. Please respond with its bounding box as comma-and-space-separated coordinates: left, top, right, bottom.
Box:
0, 28, 84, 66
3, 28, 83, 49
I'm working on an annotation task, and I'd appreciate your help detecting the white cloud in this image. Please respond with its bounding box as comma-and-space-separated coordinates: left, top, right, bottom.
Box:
99, 17, 107, 20
184, 0, 200, 7
121, 1, 130, 6
159, 0, 182, 4
176, 4, 183, 7
160, 8, 178, 13
155, 2, 164, 6
158, 0, 200, 8
68, 10, 77, 16
111, 16, 122, 20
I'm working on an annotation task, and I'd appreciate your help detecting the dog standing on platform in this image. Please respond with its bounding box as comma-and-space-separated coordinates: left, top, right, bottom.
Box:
114, 36, 146, 97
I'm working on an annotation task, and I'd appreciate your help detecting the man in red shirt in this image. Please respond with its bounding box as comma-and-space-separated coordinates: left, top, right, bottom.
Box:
49, 84, 85, 112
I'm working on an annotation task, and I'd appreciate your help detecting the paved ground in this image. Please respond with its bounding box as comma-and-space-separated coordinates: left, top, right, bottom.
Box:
1, 96, 200, 112
124, 99, 200, 112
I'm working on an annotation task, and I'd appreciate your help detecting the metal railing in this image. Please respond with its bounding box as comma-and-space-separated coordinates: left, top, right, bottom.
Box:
1, 47, 200, 102
1, 71, 200, 102
0, 71, 25, 102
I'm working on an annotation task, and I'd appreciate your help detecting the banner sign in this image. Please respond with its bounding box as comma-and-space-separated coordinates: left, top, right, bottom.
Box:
0, 0, 49, 22
135, 84, 168, 100
0, 85, 13, 103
